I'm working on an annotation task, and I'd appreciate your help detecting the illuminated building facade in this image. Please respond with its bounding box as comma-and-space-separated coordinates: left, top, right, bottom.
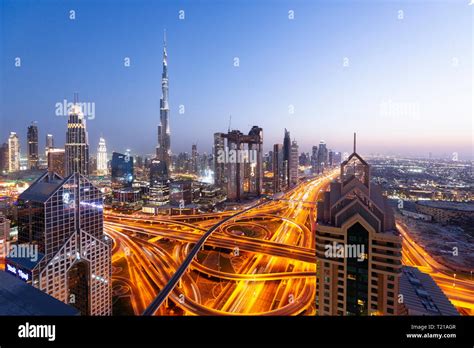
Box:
156, 31, 171, 172
96, 137, 108, 175
149, 158, 170, 205
214, 126, 263, 201
111, 152, 133, 188
65, 100, 89, 176
290, 139, 299, 187
316, 134, 402, 316
0, 143, 9, 173
316, 140, 328, 174
213, 132, 225, 187
8, 132, 20, 173
10, 172, 112, 315
273, 144, 285, 193
27, 122, 39, 170
45, 133, 54, 157
47, 149, 66, 177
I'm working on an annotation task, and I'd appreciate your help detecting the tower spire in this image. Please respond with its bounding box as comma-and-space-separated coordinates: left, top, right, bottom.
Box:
353, 132, 356, 153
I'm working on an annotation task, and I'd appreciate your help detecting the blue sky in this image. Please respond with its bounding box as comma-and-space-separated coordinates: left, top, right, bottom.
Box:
1, 0, 472, 159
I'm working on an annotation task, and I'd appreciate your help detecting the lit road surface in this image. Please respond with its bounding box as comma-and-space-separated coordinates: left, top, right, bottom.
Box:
399, 222, 474, 314
139, 171, 337, 315
142, 199, 269, 315
106, 169, 474, 316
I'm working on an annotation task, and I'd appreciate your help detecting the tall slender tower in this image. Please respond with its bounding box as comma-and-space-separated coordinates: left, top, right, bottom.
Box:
27, 122, 39, 170
8, 132, 20, 173
191, 144, 198, 174
283, 129, 291, 187
97, 137, 108, 175
65, 94, 89, 176
156, 30, 171, 171
45, 134, 54, 157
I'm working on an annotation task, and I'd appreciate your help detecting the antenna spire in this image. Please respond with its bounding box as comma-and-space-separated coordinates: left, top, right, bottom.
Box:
164, 29, 167, 47
73, 92, 79, 104
353, 132, 357, 153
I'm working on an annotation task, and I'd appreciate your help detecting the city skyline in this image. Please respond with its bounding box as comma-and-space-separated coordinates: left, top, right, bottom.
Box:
1, 0, 472, 159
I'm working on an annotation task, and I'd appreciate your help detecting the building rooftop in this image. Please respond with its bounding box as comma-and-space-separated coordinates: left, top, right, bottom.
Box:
399, 266, 459, 316
416, 200, 474, 212
19, 172, 65, 203
7, 252, 45, 271
0, 271, 80, 315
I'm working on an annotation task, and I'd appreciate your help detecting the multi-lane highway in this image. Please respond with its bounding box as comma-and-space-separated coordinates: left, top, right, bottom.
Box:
106, 170, 474, 316
107, 172, 338, 315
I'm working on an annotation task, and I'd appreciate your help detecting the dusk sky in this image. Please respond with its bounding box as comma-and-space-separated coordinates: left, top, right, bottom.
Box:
1, 0, 472, 159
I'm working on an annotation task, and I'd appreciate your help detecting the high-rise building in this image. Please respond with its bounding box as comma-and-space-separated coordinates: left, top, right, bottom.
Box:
170, 180, 193, 206
45, 134, 54, 157
156, 31, 171, 172
47, 149, 66, 177
0, 143, 8, 173
213, 133, 226, 187
290, 140, 299, 187
316, 141, 328, 173
273, 144, 285, 193
311, 145, 318, 173
247, 126, 264, 196
149, 158, 170, 206
191, 144, 198, 174
97, 137, 108, 175
27, 122, 39, 170
333, 151, 342, 166
65, 97, 89, 176
283, 129, 291, 187
8, 132, 20, 173
8, 172, 112, 315
214, 126, 263, 201
111, 152, 133, 188
316, 134, 402, 316
0, 212, 10, 242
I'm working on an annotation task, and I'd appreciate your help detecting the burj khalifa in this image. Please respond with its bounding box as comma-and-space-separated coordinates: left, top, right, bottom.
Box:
156, 30, 171, 171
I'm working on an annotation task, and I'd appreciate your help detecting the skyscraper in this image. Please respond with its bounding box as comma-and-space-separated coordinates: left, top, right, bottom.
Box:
9, 172, 112, 315
8, 132, 20, 173
0, 143, 8, 173
316, 134, 402, 316
213, 133, 226, 188
97, 137, 108, 175
45, 134, 54, 157
290, 140, 299, 187
317, 140, 328, 174
311, 145, 318, 173
191, 144, 198, 174
27, 122, 39, 170
149, 158, 170, 206
65, 96, 89, 176
213, 127, 263, 200
111, 151, 133, 188
47, 148, 66, 177
283, 129, 291, 186
273, 143, 285, 193
156, 31, 171, 172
